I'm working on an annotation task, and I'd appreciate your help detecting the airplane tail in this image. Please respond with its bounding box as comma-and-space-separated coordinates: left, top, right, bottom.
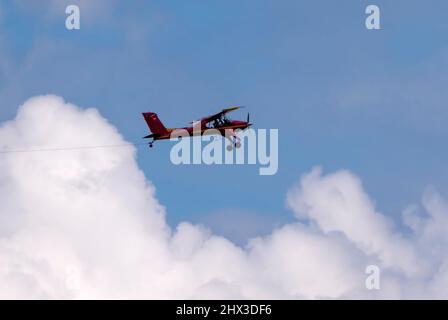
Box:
142, 112, 168, 136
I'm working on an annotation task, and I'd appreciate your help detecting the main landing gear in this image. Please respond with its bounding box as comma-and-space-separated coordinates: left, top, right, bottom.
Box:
226, 136, 241, 151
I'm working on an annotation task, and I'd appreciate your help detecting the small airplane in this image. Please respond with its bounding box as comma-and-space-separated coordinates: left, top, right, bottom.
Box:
142, 106, 252, 150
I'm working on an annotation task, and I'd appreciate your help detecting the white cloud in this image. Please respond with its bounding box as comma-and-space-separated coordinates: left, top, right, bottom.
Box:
287, 168, 423, 277
0, 95, 447, 299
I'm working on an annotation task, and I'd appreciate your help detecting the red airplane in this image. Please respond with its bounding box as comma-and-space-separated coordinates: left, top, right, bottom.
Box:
142, 106, 252, 150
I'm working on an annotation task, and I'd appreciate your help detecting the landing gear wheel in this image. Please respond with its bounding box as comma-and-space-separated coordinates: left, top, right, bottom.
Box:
149, 143, 153, 148
226, 145, 233, 151
235, 142, 241, 149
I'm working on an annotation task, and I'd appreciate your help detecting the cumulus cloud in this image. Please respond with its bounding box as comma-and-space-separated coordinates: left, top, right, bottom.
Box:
0, 95, 447, 299
287, 168, 424, 277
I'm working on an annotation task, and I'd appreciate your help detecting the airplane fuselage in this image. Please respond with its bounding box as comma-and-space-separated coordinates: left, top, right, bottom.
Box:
154, 120, 251, 141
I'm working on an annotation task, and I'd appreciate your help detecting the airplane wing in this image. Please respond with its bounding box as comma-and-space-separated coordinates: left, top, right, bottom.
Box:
198, 106, 243, 123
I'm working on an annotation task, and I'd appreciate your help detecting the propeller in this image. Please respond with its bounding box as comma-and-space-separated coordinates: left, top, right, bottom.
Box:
247, 112, 250, 123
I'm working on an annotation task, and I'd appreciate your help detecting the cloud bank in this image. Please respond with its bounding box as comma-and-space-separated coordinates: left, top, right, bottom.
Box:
0, 95, 447, 299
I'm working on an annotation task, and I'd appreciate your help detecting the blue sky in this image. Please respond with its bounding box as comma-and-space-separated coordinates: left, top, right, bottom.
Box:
1, 0, 447, 243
